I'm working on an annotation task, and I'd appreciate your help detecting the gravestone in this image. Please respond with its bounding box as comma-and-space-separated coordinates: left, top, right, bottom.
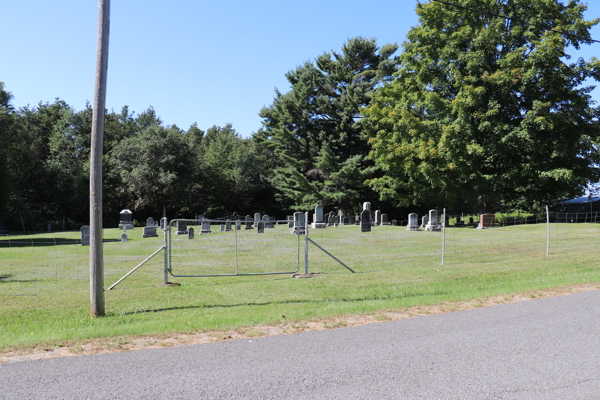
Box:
355, 215, 360, 225
293, 211, 306, 235
478, 213, 496, 229
0, 215, 7, 234
328, 211, 335, 226
245, 215, 253, 230
392, 219, 397, 226
263, 215, 274, 229
220, 224, 225, 232
201, 220, 212, 234
176, 221, 188, 235
287, 215, 294, 228
235, 220, 241, 230
421, 215, 429, 229
196, 214, 205, 221
381, 214, 389, 225
360, 210, 372, 232
363, 202, 371, 212
120, 231, 128, 243
146, 217, 155, 227
225, 220, 233, 231
374, 210, 381, 226
188, 227, 194, 239
425, 209, 442, 231
142, 226, 158, 238
257, 221, 264, 233
407, 213, 420, 231
254, 213, 261, 227
80, 226, 90, 246
348, 216, 354, 225
311, 205, 326, 229
119, 209, 134, 230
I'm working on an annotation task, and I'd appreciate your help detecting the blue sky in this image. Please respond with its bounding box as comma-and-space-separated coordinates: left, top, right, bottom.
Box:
1, 0, 599, 138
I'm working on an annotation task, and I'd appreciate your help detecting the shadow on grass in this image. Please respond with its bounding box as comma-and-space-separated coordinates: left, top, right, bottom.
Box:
0, 238, 119, 248
0, 274, 39, 283
108, 289, 449, 317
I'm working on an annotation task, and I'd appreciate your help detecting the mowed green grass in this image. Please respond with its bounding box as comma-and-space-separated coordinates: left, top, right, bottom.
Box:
0, 222, 599, 351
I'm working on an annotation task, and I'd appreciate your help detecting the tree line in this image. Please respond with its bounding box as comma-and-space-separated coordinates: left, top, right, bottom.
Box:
1, 0, 599, 231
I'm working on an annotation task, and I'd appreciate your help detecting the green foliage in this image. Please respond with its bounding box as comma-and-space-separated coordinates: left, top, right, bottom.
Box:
362, 0, 600, 211
257, 37, 399, 214
109, 125, 196, 215
197, 124, 263, 216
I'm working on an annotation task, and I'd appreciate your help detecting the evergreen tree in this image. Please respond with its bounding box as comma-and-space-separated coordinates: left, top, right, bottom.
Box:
257, 37, 398, 214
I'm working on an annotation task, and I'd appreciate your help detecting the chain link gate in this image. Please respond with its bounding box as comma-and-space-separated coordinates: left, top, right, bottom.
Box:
165, 218, 301, 280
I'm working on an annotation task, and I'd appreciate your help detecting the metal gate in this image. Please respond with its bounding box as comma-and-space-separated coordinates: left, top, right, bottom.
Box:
166, 219, 301, 278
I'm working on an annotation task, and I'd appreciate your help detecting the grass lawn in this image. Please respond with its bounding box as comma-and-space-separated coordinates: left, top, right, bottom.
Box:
1, 222, 599, 352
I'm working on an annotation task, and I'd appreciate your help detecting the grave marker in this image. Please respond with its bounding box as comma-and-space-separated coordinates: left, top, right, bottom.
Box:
80, 226, 90, 246
311, 205, 326, 229
360, 210, 372, 232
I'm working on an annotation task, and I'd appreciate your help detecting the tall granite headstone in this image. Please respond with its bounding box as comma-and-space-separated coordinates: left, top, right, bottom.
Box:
407, 213, 419, 231
119, 209, 134, 230
360, 210, 372, 232
311, 205, 326, 229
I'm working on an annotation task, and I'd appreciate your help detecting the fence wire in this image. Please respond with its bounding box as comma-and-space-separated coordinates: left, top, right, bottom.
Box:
1, 209, 599, 295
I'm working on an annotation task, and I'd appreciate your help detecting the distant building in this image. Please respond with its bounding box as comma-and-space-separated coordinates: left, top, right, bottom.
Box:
557, 196, 600, 213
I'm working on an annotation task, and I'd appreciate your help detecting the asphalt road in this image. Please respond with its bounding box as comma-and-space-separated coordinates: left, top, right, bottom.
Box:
2, 290, 600, 399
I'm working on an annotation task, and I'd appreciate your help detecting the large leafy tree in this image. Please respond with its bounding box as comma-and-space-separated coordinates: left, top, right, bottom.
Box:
362, 0, 600, 211
109, 125, 196, 218
196, 124, 262, 216
257, 37, 398, 213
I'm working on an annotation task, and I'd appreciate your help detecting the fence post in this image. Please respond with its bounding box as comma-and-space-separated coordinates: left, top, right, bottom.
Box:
546, 205, 550, 255
441, 208, 446, 265
304, 229, 309, 274
162, 217, 169, 285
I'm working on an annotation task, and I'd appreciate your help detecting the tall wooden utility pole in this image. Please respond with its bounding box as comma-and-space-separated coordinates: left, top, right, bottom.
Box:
89, 0, 110, 317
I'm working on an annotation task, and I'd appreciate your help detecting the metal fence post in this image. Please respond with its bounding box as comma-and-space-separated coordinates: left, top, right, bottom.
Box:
441, 208, 446, 265
162, 217, 169, 284
546, 205, 550, 255
304, 228, 309, 274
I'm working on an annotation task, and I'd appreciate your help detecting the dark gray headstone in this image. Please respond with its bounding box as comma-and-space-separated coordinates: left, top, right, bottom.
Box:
225, 220, 233, 231
188, 227, 194, 239
80, 226, 90, 246
360, 210, 372, 232
257, 221, 265, 233
201, 220, 212, 234
119, 209, 134, 230
142, 226, 158, 238
245, 215, 253, 229
176, 221, 188, 235
220, 224, 225, 232
293, 211, 306, 235
236, 220, 241, 230
381, 213, 389, 225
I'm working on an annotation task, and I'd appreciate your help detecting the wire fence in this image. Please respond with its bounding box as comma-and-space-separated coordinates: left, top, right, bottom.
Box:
1, 208, 599, 294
